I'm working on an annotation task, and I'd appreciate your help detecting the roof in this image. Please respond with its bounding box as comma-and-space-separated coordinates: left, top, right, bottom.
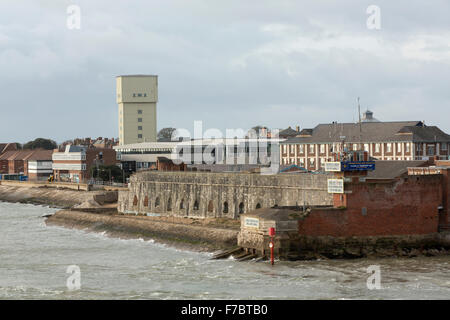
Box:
279, 164, 308, 173
116, 75, 157, 78
279, 121, 448, 144
27, 149, 53, 161
279, 127, 299, 137
0, 149, 53, 161
0, 150, 35, 161
366, 160, 428, 179
0, 143, 17, 154
396, 125, 450, 142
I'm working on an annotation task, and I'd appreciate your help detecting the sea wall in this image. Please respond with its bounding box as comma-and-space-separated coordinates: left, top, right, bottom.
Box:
0, 184, 115, 208
46, 210, 239, 251
119, 171, 333, 218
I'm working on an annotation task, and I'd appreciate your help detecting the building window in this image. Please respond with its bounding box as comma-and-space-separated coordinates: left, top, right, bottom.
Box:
138, 134, 143, 139
442, 143, 448, 151
138, 118, 142, 122
299, 145, 304, 153
375, 143, 380, 153
364, 144, 369, 152
138, 126, 142, 131
406, 143, 410, 153
427, 145, 435, 156
138, 110, 142, 114
320, 144, 325, 154
397, 143, 402, 152
309, 145, 314, 153
353, 144, 358, 151
386, 143, 392, 153
283, 145, 287, 153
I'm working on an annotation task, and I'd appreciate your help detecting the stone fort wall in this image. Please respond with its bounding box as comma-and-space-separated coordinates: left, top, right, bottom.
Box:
118, 171, 333, 219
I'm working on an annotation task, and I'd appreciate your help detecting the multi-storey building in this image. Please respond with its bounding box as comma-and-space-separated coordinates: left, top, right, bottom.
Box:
52, 145, 118, 183
117, 75, 158, 145
0, 149, 53, 180
280, 113, 450, 171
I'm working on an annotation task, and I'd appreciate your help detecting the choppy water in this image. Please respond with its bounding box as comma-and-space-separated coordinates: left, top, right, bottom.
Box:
0, 201, 449, 299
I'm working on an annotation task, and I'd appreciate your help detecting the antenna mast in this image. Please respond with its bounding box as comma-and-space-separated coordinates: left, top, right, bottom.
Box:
358, 97, 362, 150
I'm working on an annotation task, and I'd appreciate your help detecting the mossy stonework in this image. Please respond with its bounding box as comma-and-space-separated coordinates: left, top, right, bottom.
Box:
118, 171, 333, 218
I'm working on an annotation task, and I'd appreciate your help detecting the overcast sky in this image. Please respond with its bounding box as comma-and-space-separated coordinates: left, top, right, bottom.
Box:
0, 0, 449, 143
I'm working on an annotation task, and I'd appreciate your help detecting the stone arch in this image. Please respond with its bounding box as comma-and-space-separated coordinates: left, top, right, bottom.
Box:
256, 203, 261, 209
194, 200, 199, 211
239, 202, 244, 214
223, 201, 229, 214
207, 200, 214, 213
180, 199, 185, 210
167, 197, 172, 211
133, 195, 138, 206
155, 196, 160, 208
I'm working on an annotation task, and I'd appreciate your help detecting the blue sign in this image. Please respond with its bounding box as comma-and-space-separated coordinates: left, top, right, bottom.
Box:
341, 161, 375, 171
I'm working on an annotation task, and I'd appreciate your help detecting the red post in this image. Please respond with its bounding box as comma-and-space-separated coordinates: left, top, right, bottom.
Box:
269, 227, 275, 265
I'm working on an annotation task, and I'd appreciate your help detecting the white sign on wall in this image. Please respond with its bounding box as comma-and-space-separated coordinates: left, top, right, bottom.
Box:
325, 162, 341, 172
327, 179, 344, 194
244, 217, 260, 228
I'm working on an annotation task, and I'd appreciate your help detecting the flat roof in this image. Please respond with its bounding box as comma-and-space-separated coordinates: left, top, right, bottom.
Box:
116, 75, 158, 78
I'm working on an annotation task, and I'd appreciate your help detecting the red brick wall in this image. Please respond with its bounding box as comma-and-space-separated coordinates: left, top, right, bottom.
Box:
0, 160, 8, 174
299, 175, 443, 237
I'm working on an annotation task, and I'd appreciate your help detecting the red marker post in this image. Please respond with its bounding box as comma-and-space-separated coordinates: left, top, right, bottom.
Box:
269, 227, 276, 265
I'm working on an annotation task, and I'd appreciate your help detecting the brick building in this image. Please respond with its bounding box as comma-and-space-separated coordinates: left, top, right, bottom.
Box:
298, 160, 449, 237
281, 113, 450, 170
0, 143, 17, 155
52, 145, 118, 183
26, 149, 53, 180
0, 149, 53, 179
0, 150, 34, 175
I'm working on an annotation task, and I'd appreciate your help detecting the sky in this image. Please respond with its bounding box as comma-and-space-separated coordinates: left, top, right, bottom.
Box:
0, 0, 449, 143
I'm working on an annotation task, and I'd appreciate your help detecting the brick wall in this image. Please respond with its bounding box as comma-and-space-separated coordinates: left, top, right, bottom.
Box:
299, 175, 443, 237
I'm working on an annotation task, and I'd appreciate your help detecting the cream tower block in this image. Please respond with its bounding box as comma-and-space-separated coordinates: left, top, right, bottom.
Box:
116, 75, 158, 145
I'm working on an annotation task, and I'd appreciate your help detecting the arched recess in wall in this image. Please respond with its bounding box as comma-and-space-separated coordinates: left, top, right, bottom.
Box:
238, 202, 244, 214
256, 203, 261, 209
207, 200, 214, 213
167, 198, 172, 211
144, 196, 149, 208
194, 200, 199, 211
155, 197, 160, 208
223, 201, 229, 214
180, 199, 185, 210
133, 196, 138, 206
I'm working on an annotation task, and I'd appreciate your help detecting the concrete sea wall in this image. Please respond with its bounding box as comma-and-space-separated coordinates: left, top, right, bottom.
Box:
119, 171, 333, 218
46, 210, 239, 251
0, 184, 108, 208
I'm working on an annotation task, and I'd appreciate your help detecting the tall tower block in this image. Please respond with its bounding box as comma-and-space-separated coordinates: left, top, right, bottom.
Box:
116, 75, 158, 145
